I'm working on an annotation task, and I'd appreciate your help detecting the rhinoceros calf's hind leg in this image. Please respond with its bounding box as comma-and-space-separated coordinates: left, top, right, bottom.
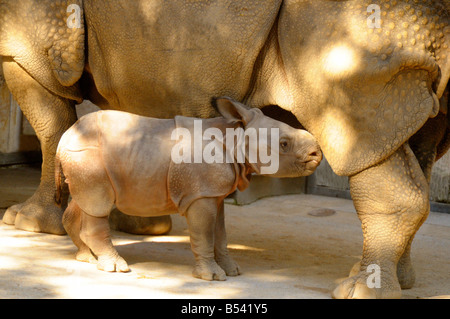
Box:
78, 208, 129, 273
62, 200, 97, 264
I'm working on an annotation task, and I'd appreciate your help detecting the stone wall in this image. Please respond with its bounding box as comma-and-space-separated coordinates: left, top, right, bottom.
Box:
0, 63, 41, 164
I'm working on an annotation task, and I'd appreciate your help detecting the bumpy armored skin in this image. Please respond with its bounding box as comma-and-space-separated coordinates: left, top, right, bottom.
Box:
57, 98, 321, 279
1, 0, 449, 297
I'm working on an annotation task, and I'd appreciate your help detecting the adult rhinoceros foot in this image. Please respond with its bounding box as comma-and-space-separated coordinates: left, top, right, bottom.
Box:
2, 204, 20, 225
3, 191, 66, 235
332, 271, 402, 299
350, 257, 416, 290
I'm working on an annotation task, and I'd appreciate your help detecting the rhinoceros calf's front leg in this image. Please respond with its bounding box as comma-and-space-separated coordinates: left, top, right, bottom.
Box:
214, 201, 241, 277
185, 198, 226, 281
332, 144, 429, 299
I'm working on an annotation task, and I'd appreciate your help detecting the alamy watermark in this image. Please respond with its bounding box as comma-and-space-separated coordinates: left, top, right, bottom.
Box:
65, 3, 382, 30
67, 4, 81, 29
366, 264, 381, 289
367, 4, 381, 29
170, 120, 280, 175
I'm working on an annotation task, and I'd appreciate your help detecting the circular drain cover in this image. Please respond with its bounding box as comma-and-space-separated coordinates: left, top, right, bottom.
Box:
307, 208, 336, 217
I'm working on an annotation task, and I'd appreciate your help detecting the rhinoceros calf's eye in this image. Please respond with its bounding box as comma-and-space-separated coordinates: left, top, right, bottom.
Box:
280, 140, 289, 151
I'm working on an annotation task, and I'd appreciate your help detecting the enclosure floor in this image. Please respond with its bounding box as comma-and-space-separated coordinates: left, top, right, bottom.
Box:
0, 166, 449, 299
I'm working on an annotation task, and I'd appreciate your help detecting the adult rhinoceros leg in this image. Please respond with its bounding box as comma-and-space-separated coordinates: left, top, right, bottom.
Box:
397, 111, 449, 289
2, 58, 77, 234
346, 111, 449, 292
332, 143, 429, 299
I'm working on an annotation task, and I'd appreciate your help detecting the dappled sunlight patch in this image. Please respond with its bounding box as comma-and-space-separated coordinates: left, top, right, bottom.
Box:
112, 234, 190, 246
322, 45, 359, 77
48, 260, 242, 299
146, 235, 190, 244
0, 255, 18, 269
0, 234, 35, 249
0, 224, 74, 251
227, 244, 264, 252
51, 271, 197, 299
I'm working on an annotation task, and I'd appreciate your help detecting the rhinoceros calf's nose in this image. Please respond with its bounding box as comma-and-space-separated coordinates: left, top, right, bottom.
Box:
305, 146, 322, 164
296, 130, 322, 163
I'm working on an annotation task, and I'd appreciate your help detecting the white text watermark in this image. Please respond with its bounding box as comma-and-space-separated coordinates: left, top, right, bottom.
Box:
170, 120, 279, 175
366, 264, 381, 288
367, 4, 381, 29
67, 4, 81, 29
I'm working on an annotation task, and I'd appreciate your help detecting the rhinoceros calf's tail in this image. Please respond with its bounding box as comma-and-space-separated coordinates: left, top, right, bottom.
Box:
54, 149, 66, 206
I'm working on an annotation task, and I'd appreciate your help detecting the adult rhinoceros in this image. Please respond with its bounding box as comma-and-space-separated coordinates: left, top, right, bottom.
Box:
1, 0, 449, 298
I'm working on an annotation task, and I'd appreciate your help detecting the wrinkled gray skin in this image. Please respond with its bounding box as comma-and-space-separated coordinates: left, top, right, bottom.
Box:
1, 0, 449, 297
56, 97, 322, 279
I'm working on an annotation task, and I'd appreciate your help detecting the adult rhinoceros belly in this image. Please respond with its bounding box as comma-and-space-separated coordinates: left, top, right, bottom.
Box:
83, 0, 282, 118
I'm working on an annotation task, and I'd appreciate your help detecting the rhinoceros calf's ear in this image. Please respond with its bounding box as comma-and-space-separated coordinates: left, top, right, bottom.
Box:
211, 96, 254, 125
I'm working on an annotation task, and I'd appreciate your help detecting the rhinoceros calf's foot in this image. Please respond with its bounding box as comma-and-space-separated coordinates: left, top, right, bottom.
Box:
97, 255, 129, 273
76, 247, 97, 264
216, 256, 241, 277
192, 260, 226, 281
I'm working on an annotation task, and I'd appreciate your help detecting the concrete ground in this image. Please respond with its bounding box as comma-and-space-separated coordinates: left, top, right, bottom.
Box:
0, 165, 449, 299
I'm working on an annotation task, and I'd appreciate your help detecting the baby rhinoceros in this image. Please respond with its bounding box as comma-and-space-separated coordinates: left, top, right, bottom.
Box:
55, 97, 322, 281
